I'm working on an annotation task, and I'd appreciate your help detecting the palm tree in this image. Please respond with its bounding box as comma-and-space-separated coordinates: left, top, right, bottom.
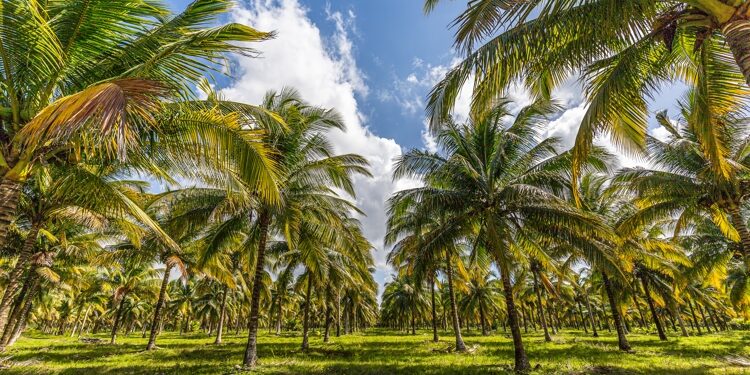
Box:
392, 99, 612, 371
459, 262, 502, 336
100, 262, 159, 344
0, 163, 170, 341
241, 89, 371, 368
385, 199, 469, 350
424, 0, 750, 188
617, 99, 750, 273
0, 0, 273, 246
386, 203, 449, 343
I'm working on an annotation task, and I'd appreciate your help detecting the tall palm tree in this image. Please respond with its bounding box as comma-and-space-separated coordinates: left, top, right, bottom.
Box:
100, 262, 159, 344
0, 0, 273, 246
385, 198, 469, 349
617, 99, 750, 273
0, 163, 170, 341
241, 89, 371, 368
392, 99, 612, 371
458, 262, 502, 336
424, 0, 750, 188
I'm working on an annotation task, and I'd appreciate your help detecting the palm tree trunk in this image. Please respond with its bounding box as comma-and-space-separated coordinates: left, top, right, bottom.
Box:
276, 297, 283, 336
728, 203, 750, 271
0, 272, 39, 350
242, 209, 268, 368
76, 306, 91, 338
631, 292, 647, 329
722, 19, 750, 86
670, 302, 689, 337
0, 179, 22, 248
687, 298, 702, 335
335, 290, 341, 337
410, 307, 416, 335
499, 263, 530, 372
584, 292, 598, 338
707, 307, 722, 331
479, 301, 488, 336
602, 272, 631, 351
110, 296, 127, 344
301, 275, 312, 351
1, 262, 36, 344
323, 291, 332, 343
147, 263, 173, 350
533, 271, 552, 342
640, 275, 667, 341
0, 223, 38, 334
6, 280, 37, 347
445, 252, 466, 352
576, 300, 588, 334
215, 283, 229, 344
431, 277, 439, 342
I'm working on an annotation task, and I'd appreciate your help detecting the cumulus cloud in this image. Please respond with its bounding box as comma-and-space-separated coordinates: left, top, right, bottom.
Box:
222, 0, 410, 293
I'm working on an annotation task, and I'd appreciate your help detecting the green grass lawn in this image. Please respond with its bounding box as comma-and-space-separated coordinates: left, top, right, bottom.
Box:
2, 328, 749, 374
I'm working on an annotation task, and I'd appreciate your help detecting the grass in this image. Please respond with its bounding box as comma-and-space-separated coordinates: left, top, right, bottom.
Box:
2, 328, 749, 374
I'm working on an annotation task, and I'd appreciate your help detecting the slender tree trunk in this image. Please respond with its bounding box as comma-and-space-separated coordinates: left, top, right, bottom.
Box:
0, 274, 39, 350
707, 307, 721, 332
445, 253, 466, 352
301, 275, 312, 351
479, 301, 488, 336
722, 19, 750, 87
335, 290, 341, 337
697, 303, 712, 333
110, 296, 127, 344
533, 271, 552, 342
576, 300, 588, 334
242, 210, 267, 368
7, 286, 35, 348
77, 306, 91, 338
584, 292, 599, 337
632, 292, 647, 329
323, 291, 332, 343
0, 223, 38, 334
640, 275, 667, 341
215, 283, 229, 344
430, 277, 439, 342
410, 307, 416, 335
602, 273, 631, 351
70, 305, 86, 338
499, 263, 530, 372
0, 266, 36, 347
147, 263, 173, 350
670, 302, 689, 337
687, 299, 702, 334
276, 297, 283, 336
0, 179, 22, 248
728, 202, 750, 271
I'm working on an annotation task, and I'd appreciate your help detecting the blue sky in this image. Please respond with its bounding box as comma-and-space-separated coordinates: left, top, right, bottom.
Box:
165, 0, 684, 294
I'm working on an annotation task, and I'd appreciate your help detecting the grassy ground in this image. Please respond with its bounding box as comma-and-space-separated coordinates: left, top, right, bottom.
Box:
1, 328, 749, 374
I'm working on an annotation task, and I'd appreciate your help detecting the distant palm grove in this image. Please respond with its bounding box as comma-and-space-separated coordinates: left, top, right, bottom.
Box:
1, 0, 750, 374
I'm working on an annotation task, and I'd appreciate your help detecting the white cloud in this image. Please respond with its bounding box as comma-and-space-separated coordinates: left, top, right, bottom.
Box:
223, 0, 405, 294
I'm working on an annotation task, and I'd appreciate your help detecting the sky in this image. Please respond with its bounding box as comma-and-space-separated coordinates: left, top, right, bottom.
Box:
165, 0, 684, 296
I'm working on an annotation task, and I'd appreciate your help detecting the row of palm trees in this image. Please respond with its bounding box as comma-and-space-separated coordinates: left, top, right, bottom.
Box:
382, 95, 749, 371
0, 0, 378, 370
388, 1, 750, 371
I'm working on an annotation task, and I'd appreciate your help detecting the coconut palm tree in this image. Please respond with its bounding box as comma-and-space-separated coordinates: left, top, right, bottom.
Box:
458, 261, 502, 336
391, 99, 613, 371
241, 88, 371, 368
0, 0, 274, 246
385, 198, 469, 350
424, 0, 750, 189
617, 99, 750, 272
100, 262, 159, 344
